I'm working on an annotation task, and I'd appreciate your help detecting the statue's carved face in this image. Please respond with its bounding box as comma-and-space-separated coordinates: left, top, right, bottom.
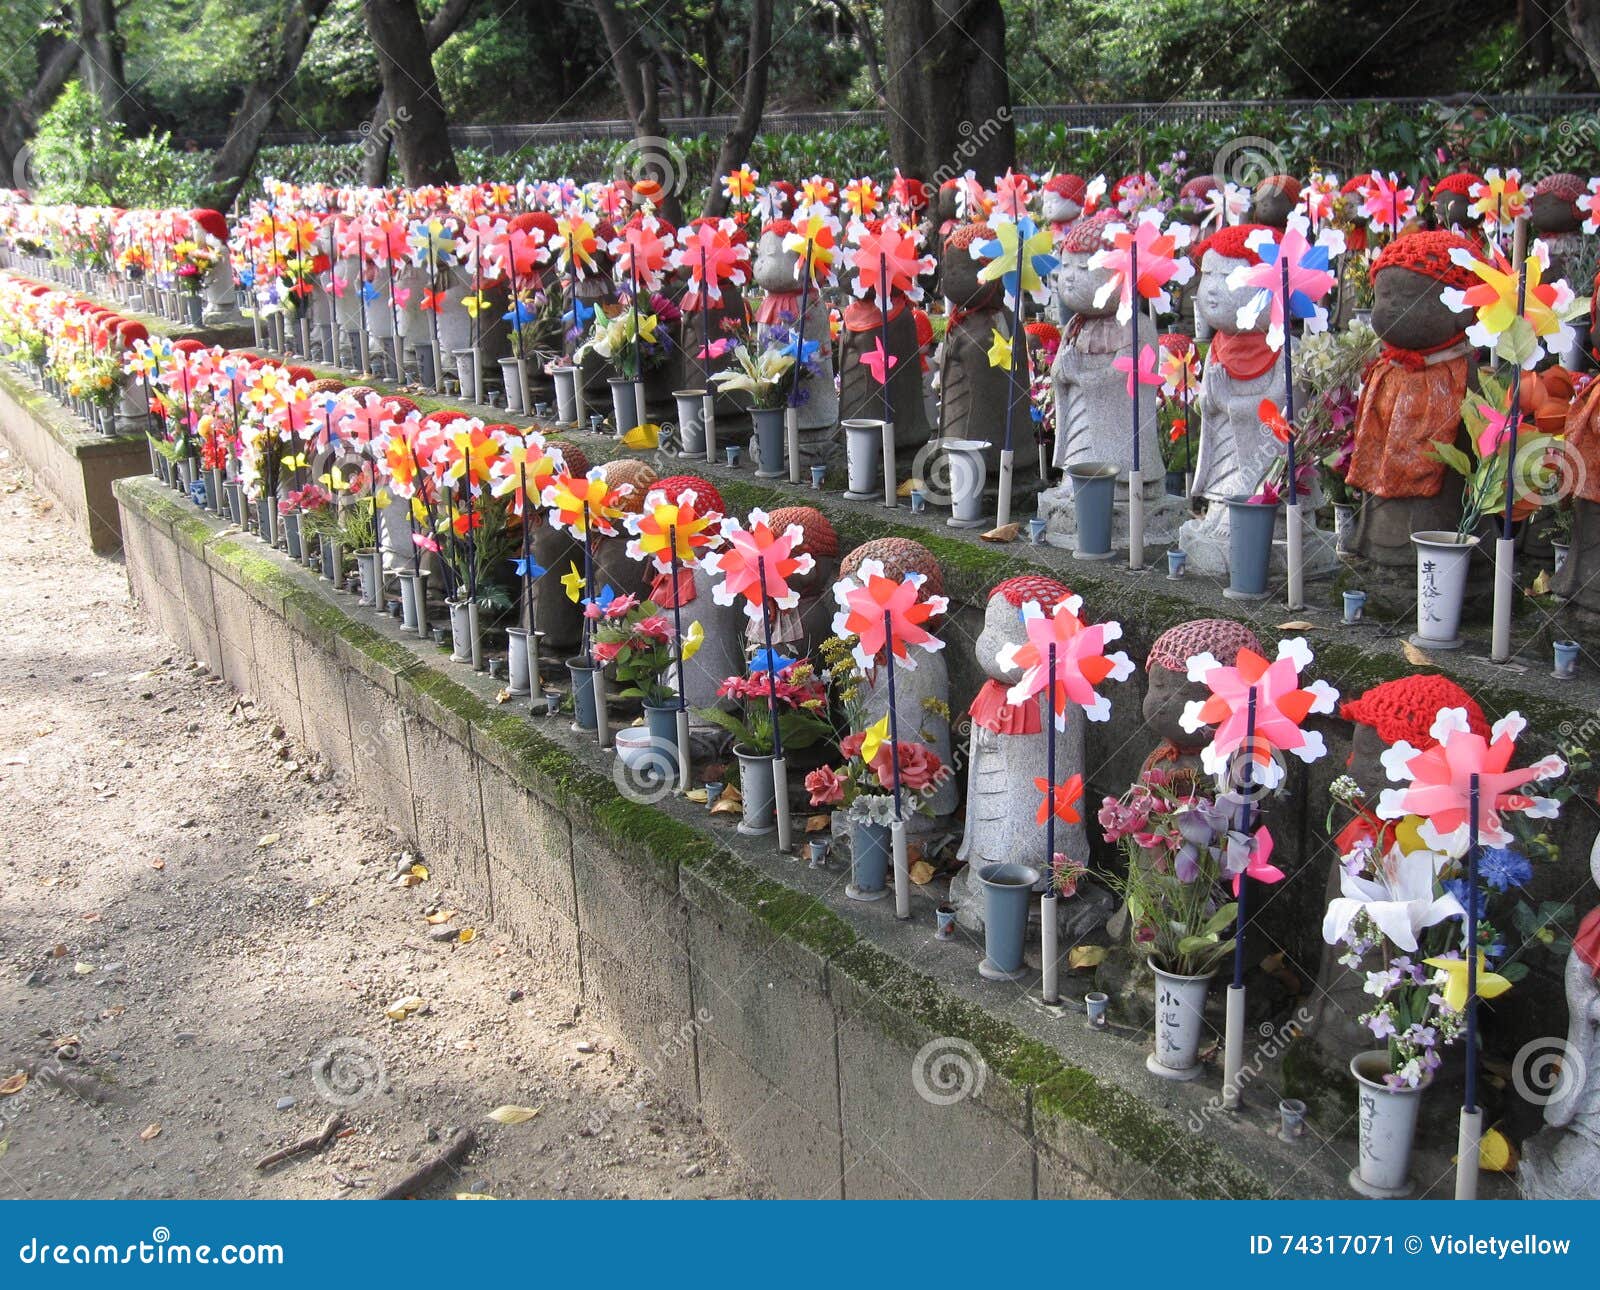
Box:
1370, 265, 1463, 351
1348, 723, 1390, 805
1039, 192, 1082, 224
1142, 666, 1208, 750
1056, 250, 1113, 316
752, 231, 800, 292
1433, 191, 1474, 231
939, 241, 998, 309
1197, 252, 1263, 333
975, 596, 1030, 683
1253, 188, 1296, 229
1531, 191, 1581, 235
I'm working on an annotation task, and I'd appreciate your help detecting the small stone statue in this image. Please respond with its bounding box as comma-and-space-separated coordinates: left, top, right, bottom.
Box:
1251, 175, 1301, 230
590, 459, 658, 600
1342, 230, 1478, 567
750, 219, 838, 456
670, 215, 748, 413
742, 505, 838, 657
188, 209, 238, 323
1553, 378, 1600, 611
837, 537, 956, 827
1308, 675, 1490, 1058
1040, 173, 1086, 239
1521, 833, 1600, 1199
954, 575, 1087, 931
1531, 173, 1588, 285
528, 441, 592, 656
1138, 618, 1264, 793
937, 222, 1034, 489
1428, 172, 1485, 241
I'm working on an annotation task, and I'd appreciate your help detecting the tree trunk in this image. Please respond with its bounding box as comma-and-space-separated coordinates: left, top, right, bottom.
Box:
701, 0, 774, 219
590, 0, 681, 222
360, 0, 478, 186
882, 0, 1014, 184
202, 0, 336, 212
76, 0, 140, 129
363, 0, 459, 186
832, 0, 886, 103
1569, 0, 1600, 84
0, 35, 79, 185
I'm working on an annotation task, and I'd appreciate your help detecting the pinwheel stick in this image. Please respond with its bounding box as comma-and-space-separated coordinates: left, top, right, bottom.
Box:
427, 254, 443, 394
629, 259, 645, 435
1222, 685, 1257, 1113
1491, 218, 1529, 665
875, 253, 898, 509
699, 244, 716, 465
997, 278, 1022, 530
668, 523, 691, 794
756, 555, 791, 852
785, 245, 814, 487
1453, 772, 1485, 1200
1282, 253, 1305, 611
1128, 239, 1145, 571
1041, 644, 1060, 1003
882, 609, 911, 918
569, 262, 587, 429
386, 253, 403, 384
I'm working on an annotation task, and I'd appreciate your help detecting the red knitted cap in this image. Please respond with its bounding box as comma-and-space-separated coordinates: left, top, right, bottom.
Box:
1430, 171, 1482, 198
1148, 619, 1262, 674
172, 338, 207, 354
1195, 222, 1274, 266
1372, 230, 1480, 290
1062, 210, 1117, 254
768, 505, 838, 558
1256, 174, 1302, 203
1340, 674, 1489, 747
1535, 172, 1586, 202
384, 395, 419, 416
1025, 321, 1061, 348
1179, 176, 1218, 200
1045, 174, 1087, 204
651, 475, 725, 515
944, 222, 993, 253
1159, 332, 1194, 356
189, 209, 228, 243
989, 574, 1070, 609
424, 409, 467, 426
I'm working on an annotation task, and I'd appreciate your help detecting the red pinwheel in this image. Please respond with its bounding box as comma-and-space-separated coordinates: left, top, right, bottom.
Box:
1359, 171, 1416, 233
1178, 638, 1339, 789
614, 214, 672, 293
829, 558, 949, 672
848, 221, 932, 305
1035, 773, 1085, 826
702, 509, 815, 620
1375, 709, 1565, 855
996, 595, 1134, 727
1258, 399, 1292, 444
1089, 210, 1194, 322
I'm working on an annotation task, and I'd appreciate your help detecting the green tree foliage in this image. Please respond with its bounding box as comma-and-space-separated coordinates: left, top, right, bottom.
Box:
27, 81, 208, 205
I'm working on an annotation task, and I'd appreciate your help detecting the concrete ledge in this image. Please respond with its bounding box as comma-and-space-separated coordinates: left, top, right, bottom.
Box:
114, 470, 1386, 1199
0, 365, 149, 551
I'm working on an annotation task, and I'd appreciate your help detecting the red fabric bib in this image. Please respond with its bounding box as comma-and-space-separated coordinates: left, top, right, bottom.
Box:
967, 680, 1042, 735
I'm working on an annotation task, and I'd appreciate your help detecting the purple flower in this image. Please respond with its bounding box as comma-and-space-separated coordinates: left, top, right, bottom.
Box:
1366, 1011, 1397, 1040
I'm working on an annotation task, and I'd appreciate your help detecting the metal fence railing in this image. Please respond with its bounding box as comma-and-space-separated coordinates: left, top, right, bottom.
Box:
238, 95, 1600, 153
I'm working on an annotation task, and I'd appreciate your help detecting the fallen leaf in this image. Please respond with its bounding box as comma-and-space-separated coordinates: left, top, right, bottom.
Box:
80, 911, 101, 922
394, 872, 424, 888
409, 863, 430, 881
1277, 620, 1315, 631
305, 893, 329, 909
709, 785, 743, 815
495, 689, 512, 704
684, 788, 708, 804
896, 477, 920, 498
139, 1123, 161, 1142
256, 833, 280, 848
1068, 945, 1107, 971
49, 944, 67, 958
0, 1073, 27, 1096
1401, 641, 1432, 666
424, 909, 457, 925
1479, 1126, 1519, 1173
805, 814, 831, 834
1528, 569, 1551, 598
149, 859, 165, 871
981, 522, 1021, 543
384, 995, 425, 1021
454, 1192, 496, 1200
73, 963, 95, 976
486, 1105, 542, 1125
909, 859, 935, 885
0, 1138, 8, 1160
458, 928, 476, 944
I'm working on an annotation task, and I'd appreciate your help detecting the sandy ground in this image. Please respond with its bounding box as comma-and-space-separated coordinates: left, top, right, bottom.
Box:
0, 451, 758, 1199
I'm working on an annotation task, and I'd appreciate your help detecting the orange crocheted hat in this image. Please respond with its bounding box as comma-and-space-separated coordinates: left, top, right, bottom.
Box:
1340, 674, 1489, 747
1062, 210, 1118, 254
1147, 619, 1262, 674
1372, 230, 1480, 290
1430, 171, 1483, 198
768, 505, 838, 558
1194, 222, 1274, 266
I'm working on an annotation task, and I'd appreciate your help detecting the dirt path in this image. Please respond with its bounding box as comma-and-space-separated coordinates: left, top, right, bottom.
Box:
0, 452, 758, 1200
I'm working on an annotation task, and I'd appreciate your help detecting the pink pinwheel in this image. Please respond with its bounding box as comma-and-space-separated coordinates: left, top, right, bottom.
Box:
493, 225, 549, 282
1299, 172, 1339, 228
860, 337, 897, 385
849, 222, 933, 304
1581, 177, 1600, 235
614, 214, 671, 293
1178, 637, 1339, 789
1359, 171, 1416, 233
1232, 825, 1283, 897
459, 215, 510, 281
1226, 215, 1344, 351
829, 558, 949, 672
671, 219, 749, 311
996, 595, 1134, 727
1375, 709, 1565, 855
702, 509, 816, 620
1201, 181, 1251, 233
1089, 210, 1194, 322
1112, 344, 1164, 400
990, 169, 1033, 220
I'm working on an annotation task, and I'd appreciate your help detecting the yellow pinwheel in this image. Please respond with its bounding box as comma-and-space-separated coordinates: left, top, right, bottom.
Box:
974, 214, 1060, 305
681, 620, 704, 661
561, 561, 586, 603
859, 714, 891, 764
1424, 953, 1513, 1013
986, 328, 1013, 370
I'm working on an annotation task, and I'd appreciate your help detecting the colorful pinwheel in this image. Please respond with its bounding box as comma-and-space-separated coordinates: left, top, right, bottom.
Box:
1375, 709, 1565, 856
702, 509, 815, 620
848, 221, 931, 304
829, 559, 948, 672
1113, 344, 1164, 400
973, 213, 1060, 306
671, 218, 749, 310
1359, 171, 1416, 233
1089, 210, 1194, 322
722, 165, 759, 206
542, 468, 625, 539
1227, 215, 1344, 351
1468, 168, 1528, 232
1441, 240, 1581, 369
625, 487, 722, 570
996, 595, 1134, 727
781, 207, 842, 288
